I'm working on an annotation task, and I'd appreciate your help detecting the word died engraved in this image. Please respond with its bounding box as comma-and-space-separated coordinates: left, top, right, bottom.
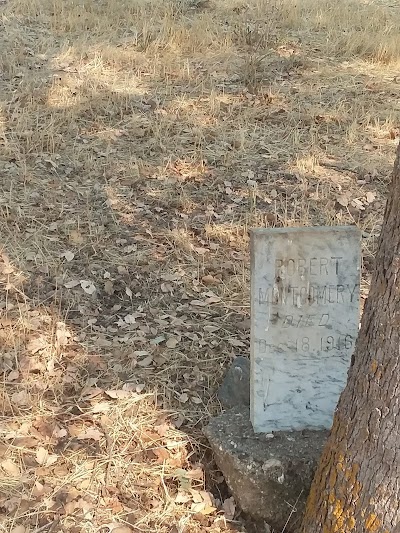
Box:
269, 313, 330, 328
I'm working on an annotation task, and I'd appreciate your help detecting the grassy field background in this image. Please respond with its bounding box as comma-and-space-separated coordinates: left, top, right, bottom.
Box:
0, 0, 399, 531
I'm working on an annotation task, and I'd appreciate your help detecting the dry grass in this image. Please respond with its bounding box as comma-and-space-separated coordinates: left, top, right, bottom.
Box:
0, 0, 399, 531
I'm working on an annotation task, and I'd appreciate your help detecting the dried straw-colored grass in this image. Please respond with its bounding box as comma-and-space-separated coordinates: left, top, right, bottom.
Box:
0, 0, 399, 530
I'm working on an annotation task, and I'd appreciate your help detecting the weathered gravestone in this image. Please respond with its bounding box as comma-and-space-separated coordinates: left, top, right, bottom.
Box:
206, 226, 361, 531
251, 226, 361, 432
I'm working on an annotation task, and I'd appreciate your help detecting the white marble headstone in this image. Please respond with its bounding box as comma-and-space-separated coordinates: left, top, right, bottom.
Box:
250, 226, 361, 433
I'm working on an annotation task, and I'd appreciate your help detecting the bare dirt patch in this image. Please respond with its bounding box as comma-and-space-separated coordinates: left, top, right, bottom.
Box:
0, 0, 399, 531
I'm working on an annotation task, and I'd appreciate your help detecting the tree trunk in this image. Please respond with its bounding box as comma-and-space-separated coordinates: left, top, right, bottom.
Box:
301, 142, 400, 533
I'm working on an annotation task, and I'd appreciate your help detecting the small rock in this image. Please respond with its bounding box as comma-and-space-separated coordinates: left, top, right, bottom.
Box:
204, 407, 327, 533
217, 356, 250, 409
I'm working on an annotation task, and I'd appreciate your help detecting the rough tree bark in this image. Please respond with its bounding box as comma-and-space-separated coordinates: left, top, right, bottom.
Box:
301, 143, 400, 533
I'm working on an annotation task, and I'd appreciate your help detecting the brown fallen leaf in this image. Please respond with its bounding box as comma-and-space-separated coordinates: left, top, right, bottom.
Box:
80, 280, 96, 294
363, 143, 375, 151
124, 314, 136, 324
175, 491, 191, 503
64, 487, 80, 502
186, 467, 203, 481
81, 386, 104, 400
64, 280, 80, 288
32, 418, 57, 441
191, 396, 202, 405
161, 282, 173, 293
7, 370, 19, 381
154, 422, 170, 437
36, 447, 58, 467
2, 497, 24, 514
336, 193, 350, 207
199, 490, 214, 507
366, 191, 376, 203
194, 247, 208, 255
150, 335, 165, 345
27, 336, 48, 354
228, 338, 246, 347
203, 325, 219, 333
205, 296, 221, 304
1, 459, 21, 476
53, 464, 69, 477
69, 229, 84, 245
32, 481, 46, 497
178, 393, 189, 403
153, 447, 170, 463
190, 490, 217, 515
103, 525, 134, 533
52, 326, 66, 346
350, 198, 365, 211
191, 502, 206, 513
190, 489, 204, 503
141, 430, 160, 443
91, 401, 111, 413
19, 356, 45, 373
234, 319, 251, 331
266, 213, 278, 224
137, 355, 153, 367
96, 336, 112, 347
64, 500, 79, 515
166, 337, 179, 348
11, 437, 38, 448
222, 496, 236, 520
11, 526, 27, 533
133, 350, 149, 357
105, 389, 133, 400
76, 477, 91, 490
76, 428, 103, 441
0, 317, 13, 327
63, 250, 75, 262
104, 280, 115, 295
201, 275, 220, 286
125, 286, 133, 297
190, 300, 206, 307
200, 504, 217, 515
11, 390, 30, 407
172, 413, 185, 429
77, 497, 96, 517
